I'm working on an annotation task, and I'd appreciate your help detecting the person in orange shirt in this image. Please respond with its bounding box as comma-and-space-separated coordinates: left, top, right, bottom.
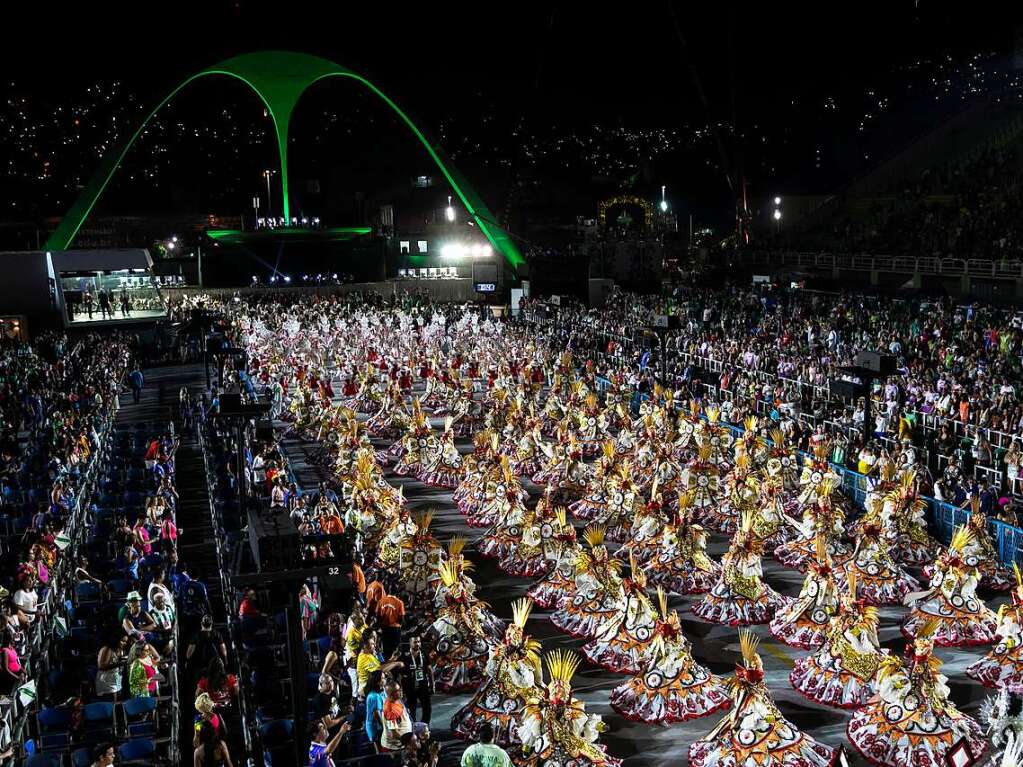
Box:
365, 580, 385, 615
376, 591, 406, 659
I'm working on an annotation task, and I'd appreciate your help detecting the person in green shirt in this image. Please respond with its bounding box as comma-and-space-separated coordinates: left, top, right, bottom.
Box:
460, 723, 511, 767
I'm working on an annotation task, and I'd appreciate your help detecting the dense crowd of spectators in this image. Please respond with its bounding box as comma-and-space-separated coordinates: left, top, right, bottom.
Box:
795, 147, 1023, 260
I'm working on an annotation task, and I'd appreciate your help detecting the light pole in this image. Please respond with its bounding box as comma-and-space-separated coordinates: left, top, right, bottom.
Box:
660, 185, 668, 213
445, 195, 456, 222
263, 170, 275, 220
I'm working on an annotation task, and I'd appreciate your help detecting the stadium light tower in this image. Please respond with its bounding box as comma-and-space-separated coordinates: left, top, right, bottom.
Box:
660, 185, 669, 212
445, 195, 456, 222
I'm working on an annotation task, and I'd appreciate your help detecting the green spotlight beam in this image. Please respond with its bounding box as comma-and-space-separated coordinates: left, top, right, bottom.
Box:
45, 51, 523, 269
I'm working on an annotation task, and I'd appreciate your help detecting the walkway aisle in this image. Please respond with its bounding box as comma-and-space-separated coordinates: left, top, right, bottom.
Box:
115, 365, 245, 766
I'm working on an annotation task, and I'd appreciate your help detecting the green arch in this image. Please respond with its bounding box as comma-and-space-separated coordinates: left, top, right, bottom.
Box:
45, 51, 523, 268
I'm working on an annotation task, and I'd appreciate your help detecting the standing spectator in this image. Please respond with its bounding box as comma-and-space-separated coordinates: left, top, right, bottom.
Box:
380, 680, 413, 753
460, 723, 511, 767
307, 719, 351, 767
194, 720, 234, 767
129, 366, 145, 405
401, 635, 434, 725
376, 587, 405, 659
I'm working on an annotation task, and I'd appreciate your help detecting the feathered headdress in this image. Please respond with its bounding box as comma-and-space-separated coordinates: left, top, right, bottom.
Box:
511, 597, 533, 629
583, 525, 606, 548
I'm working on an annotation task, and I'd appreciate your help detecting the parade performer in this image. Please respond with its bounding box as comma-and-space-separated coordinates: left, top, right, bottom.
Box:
610, 588, 730, 724
847, 621, 988, 767
689, 629, 836, 767
551, 526, 626, 639
769, 535, 840, 650
789, 572, 886, 709
527, 509, 582, 609
967, 565, 1023, 689
450, 598, 543, 745
693, 509, 786, 625
429, 559, 500, 693
774, 478, 851, 571
517, 650, 621, 767
582, 554, 658, 674
419, 417, 464, 489
837, 514, 919, 606
498, 487, 574, 578
901, 526, 998, 647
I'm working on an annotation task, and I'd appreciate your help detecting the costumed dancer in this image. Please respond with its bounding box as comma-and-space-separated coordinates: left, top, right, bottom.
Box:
847, 621, 988, 767
789, 572, 886, 709
837, 515, 919, 606
527, 509, 581, 609
582, 554, 658, 674
774, 478, 851, 571
450, 598, 543, 745
901, 525, 998, 647
516, 650, 621, 767
692, 508, 786, 626
769, 535, 840, 650
550, 526, 626, 640
419, 417, 464, 489
967, 565, 1023, 688
429, 559, 500, 693
610, 588, 730, 724
689, 629, 836, 767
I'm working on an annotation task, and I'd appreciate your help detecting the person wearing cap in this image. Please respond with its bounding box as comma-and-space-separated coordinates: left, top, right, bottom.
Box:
119, 591, 157, 641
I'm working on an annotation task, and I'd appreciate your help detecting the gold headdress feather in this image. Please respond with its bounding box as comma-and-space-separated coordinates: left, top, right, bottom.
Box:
738, 628, 761, 669
511, 597, 533, 629
706, 407, 720, 424
448, 537, 467, 558
583, 525, 606, 548
415, 510, 434, 531
914, 618, 939, 640
554, 507, 567, 528
948, 525, 975, 554
437, 560, 457, 588
545, 649, 581, 685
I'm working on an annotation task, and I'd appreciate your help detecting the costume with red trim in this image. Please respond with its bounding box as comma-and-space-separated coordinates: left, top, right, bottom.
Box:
689, 629, 836, 767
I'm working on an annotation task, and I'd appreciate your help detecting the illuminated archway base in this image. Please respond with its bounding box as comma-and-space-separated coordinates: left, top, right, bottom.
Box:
46, 51, 523, 268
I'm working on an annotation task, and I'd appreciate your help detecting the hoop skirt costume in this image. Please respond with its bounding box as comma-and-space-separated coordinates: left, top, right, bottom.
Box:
967, 568, 1023, 688
551, 526, 627, 640
789, 572, 887, 709
582, 555, 658, 674
610, 588, 730, 724
516, 650, 621, 767
901, 525, 998, 647
693, 509, 786, 626
847, 624, 988, 767
837, 516, 919, 606
429, 557, 501, 693
498, 488, 575, 578
419, 417, 464, 488
774, 478, 851, 571
769, 535, 840, 650
450, 598, 543, 745
393, 399, 436, 477
689, 629, 836, 767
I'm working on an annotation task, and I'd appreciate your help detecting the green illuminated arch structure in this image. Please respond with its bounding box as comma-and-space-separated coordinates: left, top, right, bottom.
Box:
46, 51, 524, 268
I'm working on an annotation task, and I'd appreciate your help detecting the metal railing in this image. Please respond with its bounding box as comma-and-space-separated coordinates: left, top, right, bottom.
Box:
746, 250, 1023, 279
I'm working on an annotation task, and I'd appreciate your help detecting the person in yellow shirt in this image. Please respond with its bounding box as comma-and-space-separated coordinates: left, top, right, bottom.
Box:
356, 631, 403, 697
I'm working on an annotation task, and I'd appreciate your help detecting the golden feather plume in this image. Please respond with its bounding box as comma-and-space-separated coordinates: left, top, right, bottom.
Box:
738, 628, 761, 668
948, 525, 975, 554
415, 510, 434, 531
657, 586, 669, 619
511, 597, 533, 629
706, 407, 720, 424
545, 649, 581, 684
437, 560, 458, 588
554, 507, 567, 528
448, 537, 468, 558
914, 618, 939, 640
583, 525, 606, 548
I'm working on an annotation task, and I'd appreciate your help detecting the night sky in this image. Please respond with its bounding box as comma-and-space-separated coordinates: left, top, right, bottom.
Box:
2, 2, 1022, 228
